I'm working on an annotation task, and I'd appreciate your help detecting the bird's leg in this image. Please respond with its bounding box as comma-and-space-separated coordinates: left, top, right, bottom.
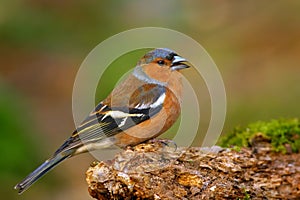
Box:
148, 138, 177, 152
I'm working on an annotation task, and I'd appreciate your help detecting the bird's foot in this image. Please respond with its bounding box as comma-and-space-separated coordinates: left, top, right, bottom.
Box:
148, 138, 177, 151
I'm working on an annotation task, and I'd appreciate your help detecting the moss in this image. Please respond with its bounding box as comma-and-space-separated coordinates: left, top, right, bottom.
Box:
231, 146, 242, 152
218, 118, 300, 153
241, 188, 251, 200
237, 188, 251, 200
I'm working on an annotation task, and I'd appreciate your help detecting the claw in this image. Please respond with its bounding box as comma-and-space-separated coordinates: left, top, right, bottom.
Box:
149, 138, 177, 152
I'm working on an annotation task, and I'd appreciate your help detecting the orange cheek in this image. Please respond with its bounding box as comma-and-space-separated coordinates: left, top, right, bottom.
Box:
143, 64, 171, 83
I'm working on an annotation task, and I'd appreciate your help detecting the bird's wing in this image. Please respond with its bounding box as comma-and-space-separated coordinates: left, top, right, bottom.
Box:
54, 84, 166, 155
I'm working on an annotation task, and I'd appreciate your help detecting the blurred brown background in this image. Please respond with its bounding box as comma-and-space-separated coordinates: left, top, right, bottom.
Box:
1, 1, 299, 199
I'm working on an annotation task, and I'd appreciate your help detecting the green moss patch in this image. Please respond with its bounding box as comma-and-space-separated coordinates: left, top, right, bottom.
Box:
218, 118, 300, 153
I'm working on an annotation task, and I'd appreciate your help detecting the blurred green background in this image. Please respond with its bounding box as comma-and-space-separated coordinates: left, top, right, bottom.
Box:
1, 0, 299, 199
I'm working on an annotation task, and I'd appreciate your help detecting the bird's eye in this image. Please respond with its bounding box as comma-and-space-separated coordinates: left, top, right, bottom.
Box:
157, 60, 165, 66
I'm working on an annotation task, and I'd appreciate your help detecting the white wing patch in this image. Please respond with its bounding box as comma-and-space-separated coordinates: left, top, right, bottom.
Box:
134, 103, 147, 109
118, 117, 127, 128
102, 110, 143, 120
134, 93, 166, 109
150, 93, 166, 108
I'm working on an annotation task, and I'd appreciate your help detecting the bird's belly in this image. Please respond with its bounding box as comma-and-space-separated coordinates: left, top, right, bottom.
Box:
74, 137, 116, 155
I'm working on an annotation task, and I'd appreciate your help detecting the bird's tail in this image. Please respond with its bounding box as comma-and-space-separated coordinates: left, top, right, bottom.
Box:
14, 152, 71, 194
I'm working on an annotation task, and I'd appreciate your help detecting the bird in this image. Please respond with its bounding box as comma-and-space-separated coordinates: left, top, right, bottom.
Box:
14, 48, 192, 194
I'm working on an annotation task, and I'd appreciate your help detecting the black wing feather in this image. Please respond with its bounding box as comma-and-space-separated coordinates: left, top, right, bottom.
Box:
54, 84, 165, 155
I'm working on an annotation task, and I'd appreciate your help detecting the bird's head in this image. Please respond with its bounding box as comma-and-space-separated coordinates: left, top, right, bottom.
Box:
133, 48, 192, 85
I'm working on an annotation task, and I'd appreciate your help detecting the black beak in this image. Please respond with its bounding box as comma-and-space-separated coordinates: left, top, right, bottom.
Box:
171, 55, 193, 71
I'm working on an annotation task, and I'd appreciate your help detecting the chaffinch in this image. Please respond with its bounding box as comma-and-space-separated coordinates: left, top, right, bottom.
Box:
15, 48, 192, 194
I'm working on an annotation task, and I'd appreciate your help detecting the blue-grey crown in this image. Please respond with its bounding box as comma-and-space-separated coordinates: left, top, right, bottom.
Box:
144, 48, 177, 63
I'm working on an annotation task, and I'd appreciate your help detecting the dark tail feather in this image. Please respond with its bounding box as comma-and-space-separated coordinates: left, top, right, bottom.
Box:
14, 152, 71, 194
